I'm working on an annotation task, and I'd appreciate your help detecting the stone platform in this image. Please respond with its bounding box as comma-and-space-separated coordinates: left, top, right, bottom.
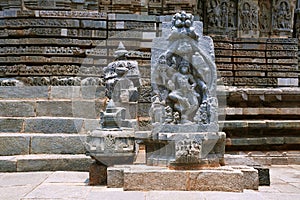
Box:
107, 165, 258, 192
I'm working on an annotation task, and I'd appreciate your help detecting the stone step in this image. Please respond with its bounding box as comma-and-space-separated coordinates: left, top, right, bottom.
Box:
222, 120, 300, 151
0, 117, 99, 133
225, 151, 300, 166
224, 107, 300, 116
222, 120, 300, 130
225, 87, 300, 107
0, 133, 88, 156
0, 154, 93, 172
222, 120, 300, 135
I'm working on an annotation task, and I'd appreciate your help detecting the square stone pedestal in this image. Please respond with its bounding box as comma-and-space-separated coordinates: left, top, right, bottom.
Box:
107, 165, 259, 192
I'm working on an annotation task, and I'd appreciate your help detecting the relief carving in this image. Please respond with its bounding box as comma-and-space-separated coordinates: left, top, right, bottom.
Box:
238, 0, 259, 37
273, 0, 292, 30
206, 0, 236, 35
259, 1, 271, 36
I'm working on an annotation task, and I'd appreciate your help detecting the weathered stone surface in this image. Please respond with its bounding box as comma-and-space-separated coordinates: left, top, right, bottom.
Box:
81, 86, 105, 99
84, 119, 100, 132
36, 101, 73, 117
254, 166, 270, 186
0, 135, 30, 156
0, 118, 23, 132
89, 161, 107, 186
107, 167, 124, 188
0, 156, 16, 172
188, 169, 244, 192
50, 86, 80, 99
137, 102, 151, 117
0, 101, 35, 117
0, 86, 48, 99
124, 170, 187, 191
24, 118, 83, 133
30, 134, 86, 154
72, 101, 99, 119
17, 154, 93, 172
111, 165, 247, 192
231, 166, 259, 190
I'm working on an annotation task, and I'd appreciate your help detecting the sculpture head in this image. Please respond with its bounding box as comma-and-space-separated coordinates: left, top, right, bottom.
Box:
178, 60, 190, 75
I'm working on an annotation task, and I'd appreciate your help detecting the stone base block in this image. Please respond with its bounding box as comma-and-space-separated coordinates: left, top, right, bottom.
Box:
107, 165, 259, 192
89, 161, 107, 185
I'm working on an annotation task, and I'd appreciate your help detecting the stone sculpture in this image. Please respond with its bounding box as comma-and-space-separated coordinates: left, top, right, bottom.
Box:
86, 43, 141, 167
147, 11, 225, 168
151, 11, 218, 131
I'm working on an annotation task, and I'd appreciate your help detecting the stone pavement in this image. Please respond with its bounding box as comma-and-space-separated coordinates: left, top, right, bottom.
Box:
0, 165, 299, 200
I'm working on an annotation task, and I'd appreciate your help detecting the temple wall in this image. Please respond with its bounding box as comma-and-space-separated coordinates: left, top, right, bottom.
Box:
0, 0, 299, 171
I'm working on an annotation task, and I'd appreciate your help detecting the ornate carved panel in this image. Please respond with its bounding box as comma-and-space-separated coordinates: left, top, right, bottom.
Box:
272, 0, 295, 37
259, 1, 271, 37
238, 0, 259, 38
205, 0, 237, 37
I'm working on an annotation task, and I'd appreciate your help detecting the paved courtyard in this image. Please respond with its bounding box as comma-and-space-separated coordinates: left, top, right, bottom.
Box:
0, 165, 299, 200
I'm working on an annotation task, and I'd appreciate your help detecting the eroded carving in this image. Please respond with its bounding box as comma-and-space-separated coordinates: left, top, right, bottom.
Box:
273, 0, 292, 30
151, 11, 218, 131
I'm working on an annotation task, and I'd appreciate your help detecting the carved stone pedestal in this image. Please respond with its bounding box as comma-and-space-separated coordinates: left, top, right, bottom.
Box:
107, 165, 259, 192
86, 128, 136, 185
138, 131, 225, 169
86, 129, 136, 166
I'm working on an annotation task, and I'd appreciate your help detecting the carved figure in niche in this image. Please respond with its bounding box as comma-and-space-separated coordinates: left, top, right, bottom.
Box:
239, 1, 258, 31
275, 1, 291, 29
168, 61, 199, 123
240, 2, 251, 30
164, 106, 174, 123
207, 0, 221, 28
150, 96, 165, 124
259, 2, 270, 31
228, 1, 235, 28
220, 2, 228, 28
152, 54, 172, 101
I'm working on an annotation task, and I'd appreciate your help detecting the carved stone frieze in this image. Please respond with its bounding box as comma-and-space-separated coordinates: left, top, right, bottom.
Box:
206, 0, 237, 36
24, 0, 98, 11
0, 64, 80, 76
2, 18, 80, 28
0, 78, 23, 86
38, 10, 106, 19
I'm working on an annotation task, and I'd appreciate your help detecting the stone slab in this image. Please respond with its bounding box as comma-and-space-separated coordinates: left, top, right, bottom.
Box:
0, 118, 23, 132
81, 86, 105, 99
22, 184, 91, 200
36, 101, 73, 117
0, 135, 30, 156
30, 134, 86, 154
50, 86, 81, 99
0, 171, 51, 186
84, 119, 100, 132
24, 118, 83, 133
72, 101, 100, 119
0, 156, 17, 172
17, 154, 93, 172
107, 165, 253, 192
44, 171, 89, 183
0, 101, 35, 117
0, 86, 49, 99
231, 166, 259, 190
0, 185, 36, 200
